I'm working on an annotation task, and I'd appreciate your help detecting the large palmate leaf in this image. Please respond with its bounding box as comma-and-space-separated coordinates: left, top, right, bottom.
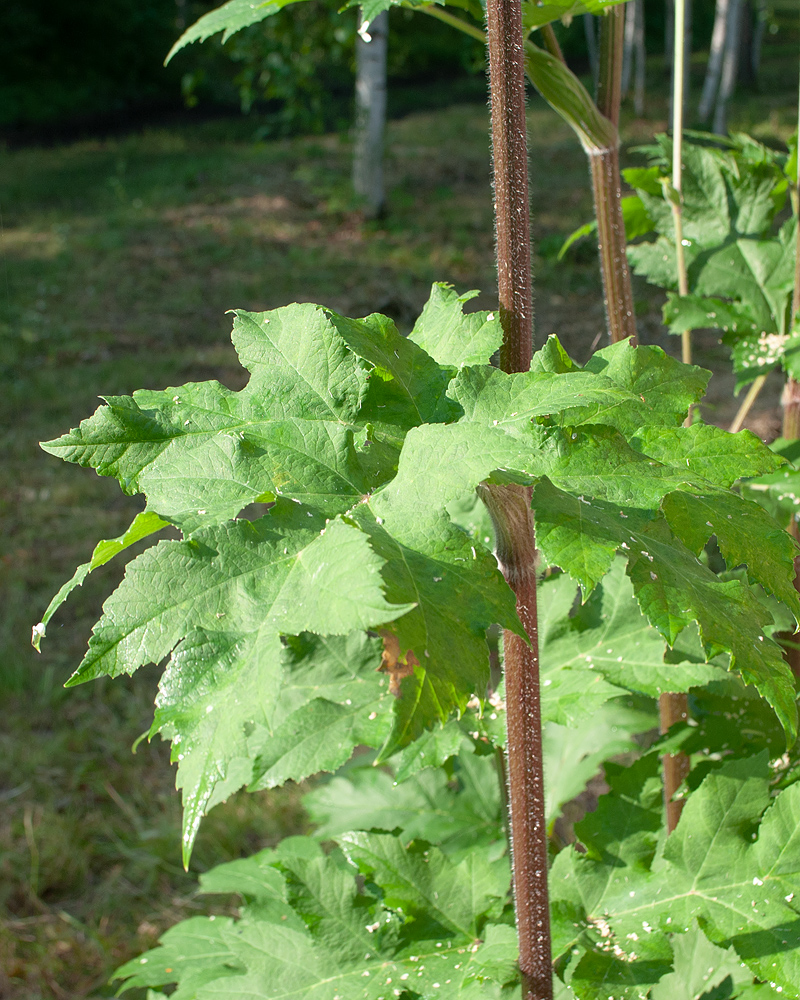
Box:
551, 754, 800, 997
68, 503, 408, 686
115, 834, 520, 999
40, 293, 799, 857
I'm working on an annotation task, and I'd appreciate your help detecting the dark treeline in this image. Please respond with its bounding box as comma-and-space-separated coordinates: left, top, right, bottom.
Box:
0, 0, 775, 142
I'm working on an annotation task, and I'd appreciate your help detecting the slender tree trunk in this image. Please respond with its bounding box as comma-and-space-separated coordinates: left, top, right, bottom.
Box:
634, 0, 646, 116
699, 0, 730, 122
665, 0, 674, 68
584, 13, 599, 90
353, 9, 388, 217
751, 0, 767, 82
738, 0, 755, 88
484, 1, 551, 997
713, 0, 744, 134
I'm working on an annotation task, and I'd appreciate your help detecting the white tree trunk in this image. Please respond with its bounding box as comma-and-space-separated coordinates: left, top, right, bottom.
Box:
714, 0, 744, 134
353, 10, 388, 218
751, 0, 767, 81
622, 0, 646, 116
699, 0, 730, 121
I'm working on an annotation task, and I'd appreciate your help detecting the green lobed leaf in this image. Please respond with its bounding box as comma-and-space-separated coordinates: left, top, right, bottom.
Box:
661, 489, 800, 619
305, 749, 505, 861
153, 628, 391, 865
32, 510, 169, 650
117, 833, 518, 999
69, 502, 411, 686
632, 424, 783, 488
408, 283, 503, 369
540, 560, 729, 700
165, 0, 311, 63
649, 923, 756, 1000
532, 482, 797, 742
543, 699, 657, 832
340, 831, 508, 938
114, 916, 241, 998
552, 754, 800, 997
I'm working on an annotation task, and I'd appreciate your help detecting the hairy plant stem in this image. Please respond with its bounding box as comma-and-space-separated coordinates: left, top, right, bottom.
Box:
479, 485, 550, 1000
487, 0, 534, 372
485, 1, 550, 996
593, 8, 637, 345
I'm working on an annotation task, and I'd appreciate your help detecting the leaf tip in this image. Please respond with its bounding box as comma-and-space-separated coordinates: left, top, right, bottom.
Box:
31, 621, 45, 652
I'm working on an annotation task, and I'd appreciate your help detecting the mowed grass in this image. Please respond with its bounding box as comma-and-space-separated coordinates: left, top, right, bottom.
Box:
1, 56, 797, 995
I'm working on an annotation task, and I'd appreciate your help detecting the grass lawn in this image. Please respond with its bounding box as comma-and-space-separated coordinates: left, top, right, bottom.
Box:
1, 52, 798, 995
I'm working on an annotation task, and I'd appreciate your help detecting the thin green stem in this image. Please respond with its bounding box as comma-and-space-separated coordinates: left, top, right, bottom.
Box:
671, 0, 691, 365
661, 0, 691, 836
420, 4, 486, 43
781, 24, 800, 678
729, 374, 767, 433
539, 23, 564, 63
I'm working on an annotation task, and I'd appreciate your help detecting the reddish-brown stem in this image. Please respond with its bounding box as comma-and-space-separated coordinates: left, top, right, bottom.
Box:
659, 692, 690, 831
485, 1, 550, 997
589, 148, 638, 345
479, 485, 551, 1000
487, 0, 533, 373
591, 8, 638, 345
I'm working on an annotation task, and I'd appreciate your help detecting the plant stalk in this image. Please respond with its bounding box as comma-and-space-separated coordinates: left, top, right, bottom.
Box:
728, 373, 767, 433
487, 0, 534, 373
782, 54, 800, 676
659, 693, 691, 832
661, 0, 691, 835
479, 485, 550, 1000
670, 0, 691, 365
592, 8, 638, 345
485, 0, 551, 995
422, 3, 637, 347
